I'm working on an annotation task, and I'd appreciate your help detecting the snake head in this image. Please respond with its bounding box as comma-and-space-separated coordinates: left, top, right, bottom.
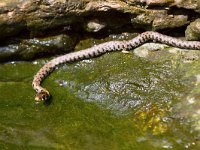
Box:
35, 91, 50, 103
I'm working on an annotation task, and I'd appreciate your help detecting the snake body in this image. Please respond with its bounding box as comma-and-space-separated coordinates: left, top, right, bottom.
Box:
32, 31, 200, 102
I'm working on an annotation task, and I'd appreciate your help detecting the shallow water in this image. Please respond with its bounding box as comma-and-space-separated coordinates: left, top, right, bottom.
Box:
0, 49, 200, 149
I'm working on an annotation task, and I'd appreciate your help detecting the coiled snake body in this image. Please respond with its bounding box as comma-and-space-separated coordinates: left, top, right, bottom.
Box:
32, 31, 200, 102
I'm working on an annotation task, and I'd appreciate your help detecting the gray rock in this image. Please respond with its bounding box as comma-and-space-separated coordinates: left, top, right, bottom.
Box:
0, 34, 77, 62
185, 19, 200, 41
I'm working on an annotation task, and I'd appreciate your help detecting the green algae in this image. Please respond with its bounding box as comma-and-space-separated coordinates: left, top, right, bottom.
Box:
0, 48, 200, 149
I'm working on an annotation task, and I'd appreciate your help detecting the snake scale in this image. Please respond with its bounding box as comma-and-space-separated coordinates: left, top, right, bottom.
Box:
32, 31, 200, 102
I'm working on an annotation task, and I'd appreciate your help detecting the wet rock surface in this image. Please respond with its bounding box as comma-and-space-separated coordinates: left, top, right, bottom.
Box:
0, 34, 77, 62
0, 41, 200, 149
